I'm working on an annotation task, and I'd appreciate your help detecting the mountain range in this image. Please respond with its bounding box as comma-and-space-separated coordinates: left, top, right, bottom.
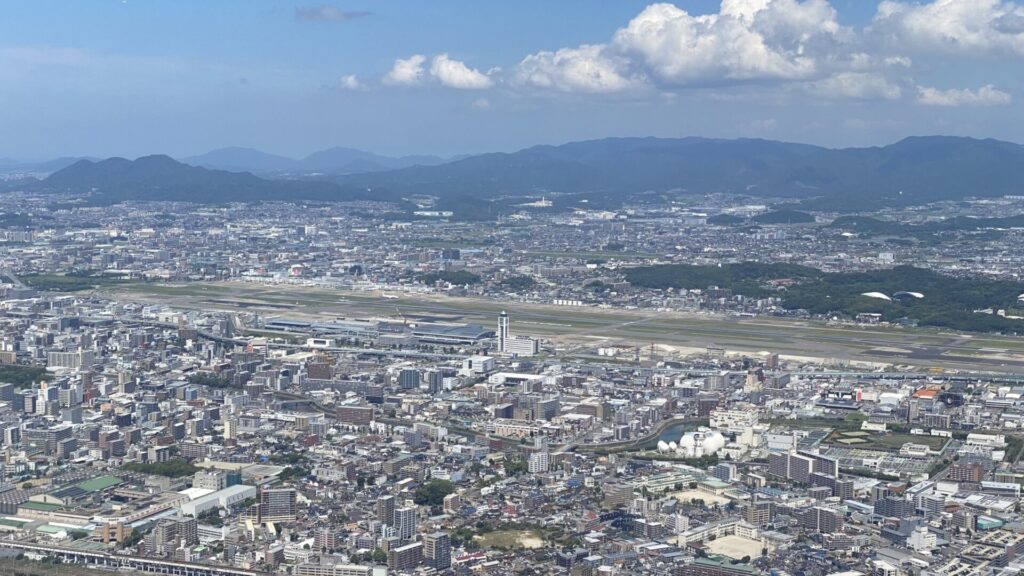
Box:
36, 155, 378, 204
181, 146, 450, 175
10, 135, 1024, 216
334, 136, 1024, 210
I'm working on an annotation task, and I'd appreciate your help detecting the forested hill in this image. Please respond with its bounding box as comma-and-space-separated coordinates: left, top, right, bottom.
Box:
623, 263, 1024, 334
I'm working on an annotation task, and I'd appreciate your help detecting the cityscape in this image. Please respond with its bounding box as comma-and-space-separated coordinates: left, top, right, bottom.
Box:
3, 1, 1024, 576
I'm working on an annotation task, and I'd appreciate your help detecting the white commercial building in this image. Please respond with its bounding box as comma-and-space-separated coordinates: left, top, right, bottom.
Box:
181, 484, 257, 517
709, 408, 759, 433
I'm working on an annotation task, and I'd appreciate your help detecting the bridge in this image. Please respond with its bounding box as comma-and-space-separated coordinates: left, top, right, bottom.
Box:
0, 540, 264, 576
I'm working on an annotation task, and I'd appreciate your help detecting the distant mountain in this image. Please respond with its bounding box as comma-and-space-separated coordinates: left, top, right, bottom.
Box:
0, 156, 100, 174
181, 147, 299, 173
11, 136, 1024, 214
37, 155, 379, 204
337, 135, 1024, 210
181, 146, 448, 175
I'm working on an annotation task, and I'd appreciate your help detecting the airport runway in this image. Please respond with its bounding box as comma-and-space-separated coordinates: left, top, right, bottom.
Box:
103, 281, 1024, 373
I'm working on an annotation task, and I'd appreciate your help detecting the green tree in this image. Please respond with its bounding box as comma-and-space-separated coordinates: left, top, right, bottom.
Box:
414, 479, 456, 506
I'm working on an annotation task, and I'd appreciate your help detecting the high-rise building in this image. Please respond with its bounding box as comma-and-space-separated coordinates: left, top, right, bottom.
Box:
397, 369, 420, 390
874, 496, 915, 518
377, 495, 395, 526
799, 450, 840, 477
528, 451, 550, 473
146, 515, 198, 555
387, 541, 423, 572
423, 531, 451, 570
498, 311, 509, 353
768, 452, 789, 478
394, 506, 417, 541
744, 500, 776, 526
797, 506, 843, 533
788, 453, 814, 484
252, 488, 297, 522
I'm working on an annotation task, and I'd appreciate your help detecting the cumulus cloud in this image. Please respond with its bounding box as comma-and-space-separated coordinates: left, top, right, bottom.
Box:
510, 0, 877, 95
514, 45, 637, 93
383, 54, 426, 86
809, 72, 902, 100
295, 5, 371, 22
374, 0, 1018, 104
430, 54, 493, 89
916, 84, 1012, 106
339, 74, 362, 90
872, 0, 1024, 55
610, 1, 845, 86
471, 98, 490, 110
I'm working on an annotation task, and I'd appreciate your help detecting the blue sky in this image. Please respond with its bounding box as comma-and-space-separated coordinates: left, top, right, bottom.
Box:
1, 0, 1022, 159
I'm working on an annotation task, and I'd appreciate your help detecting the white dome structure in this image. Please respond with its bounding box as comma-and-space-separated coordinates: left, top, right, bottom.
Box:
657, 440, 670, 452
676, 428, 726, 458
861, 291, 891, 301
668, 441, 678, 452
703, 431, 726, 454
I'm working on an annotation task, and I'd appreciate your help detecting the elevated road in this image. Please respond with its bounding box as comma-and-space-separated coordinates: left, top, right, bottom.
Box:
0, 540, 264, 576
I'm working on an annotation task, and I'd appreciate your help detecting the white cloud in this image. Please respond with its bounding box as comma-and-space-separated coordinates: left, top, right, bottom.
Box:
383, 54, 426, 86
884, 55, 912, 67
873, 0, 1024, 55
810, 72, 902, 100
375, 0, 1018, 105
916, 84, 1012, 106
295, 5, 371, 22
512, 0, 864, 94
514, 45, 637, 93
609, 1, 846, 86
429, 54, 493, 90
339, 74, 362, 90
471, 97, 490, 110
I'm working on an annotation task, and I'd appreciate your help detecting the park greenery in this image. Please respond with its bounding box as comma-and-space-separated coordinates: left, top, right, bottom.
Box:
751, 210, 815, 224
624, 262, 1024, 333
622, 262, 817, 298
497, 275, 537, 291
122, 459, 198, 478
187, 372, 237, 389
413, 479, 456, 506
19, 273, 128, 292
0, 365, 53, 388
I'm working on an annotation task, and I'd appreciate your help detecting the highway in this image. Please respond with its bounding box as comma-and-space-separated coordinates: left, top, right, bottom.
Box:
0, 540, 264, 576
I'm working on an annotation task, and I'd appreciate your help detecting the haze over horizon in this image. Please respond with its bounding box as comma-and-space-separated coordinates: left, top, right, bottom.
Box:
4, 0, 1024, 160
